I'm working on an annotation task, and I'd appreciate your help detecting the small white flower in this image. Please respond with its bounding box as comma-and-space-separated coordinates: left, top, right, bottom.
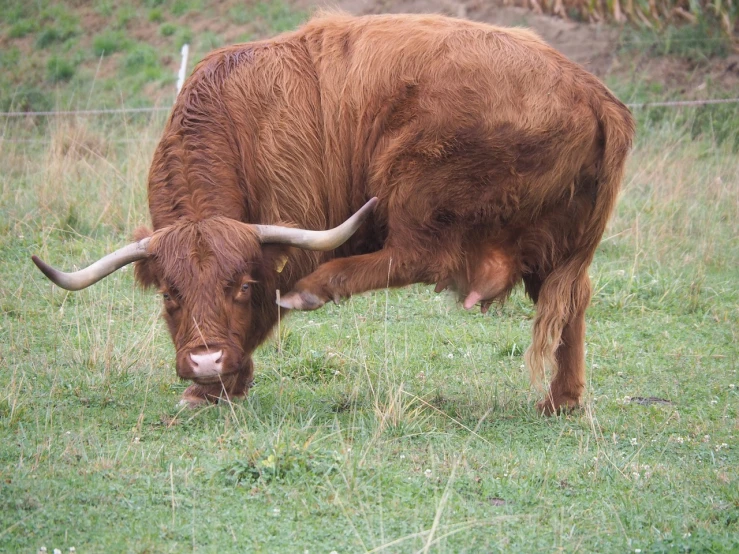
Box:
54, 550, 61, 554
330, 551, 338, 554
38, 548, 47, 554
675, 436, 684, 444
447, 353, 454, 359
424, 468, 432, 477
273, 507, 280, 516
69, 549, 76, 554
400, 454, 405, 459
308, 320, 314, 324
683, 533, 691, 538
635, 549, 642, 553
710, 400, 718, 405
730, 384, 735, 389
134, 437, 140, 443
593, 457, 598, 461
630, 438, 638, 446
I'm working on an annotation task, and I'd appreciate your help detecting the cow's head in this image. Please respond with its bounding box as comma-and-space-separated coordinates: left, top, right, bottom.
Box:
33, 199, 377, 386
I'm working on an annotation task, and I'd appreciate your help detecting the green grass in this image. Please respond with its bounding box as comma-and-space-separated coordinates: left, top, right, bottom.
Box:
92, 30, 130, 57
618, 23, 734, 61
0, 101, 737, 552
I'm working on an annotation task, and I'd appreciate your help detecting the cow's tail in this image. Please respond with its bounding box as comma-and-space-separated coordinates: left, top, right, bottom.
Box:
525, 97, 635, 388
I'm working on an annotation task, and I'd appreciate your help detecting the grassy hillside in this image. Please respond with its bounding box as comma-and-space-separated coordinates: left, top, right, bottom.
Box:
0, 0, 304, 112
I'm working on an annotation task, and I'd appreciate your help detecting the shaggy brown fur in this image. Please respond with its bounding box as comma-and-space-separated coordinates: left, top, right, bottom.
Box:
135, 12, 634, 413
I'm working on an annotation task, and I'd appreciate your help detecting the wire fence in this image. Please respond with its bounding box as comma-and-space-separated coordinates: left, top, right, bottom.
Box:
1, 94, 735, 145
0, 107, 171, 118
626, 98, 739, 108
0, 96, 737, 121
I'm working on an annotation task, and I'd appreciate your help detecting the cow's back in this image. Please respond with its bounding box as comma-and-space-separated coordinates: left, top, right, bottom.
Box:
153, 13, 629, 237
299, 13, 623, 221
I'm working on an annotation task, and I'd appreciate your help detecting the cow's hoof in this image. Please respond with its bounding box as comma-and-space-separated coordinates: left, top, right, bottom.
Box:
278, 290, 326, 311
536, 397, 581, 416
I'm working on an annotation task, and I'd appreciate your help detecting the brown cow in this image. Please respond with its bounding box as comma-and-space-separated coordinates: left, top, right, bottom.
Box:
33, 13, 635, 414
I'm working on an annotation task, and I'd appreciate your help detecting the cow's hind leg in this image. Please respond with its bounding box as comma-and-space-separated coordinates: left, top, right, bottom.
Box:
526, 271, 591, 415
536, 303, 587, 415
279, 247, 428, 310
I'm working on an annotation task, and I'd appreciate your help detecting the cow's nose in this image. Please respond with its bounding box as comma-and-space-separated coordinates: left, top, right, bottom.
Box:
189, 350, 224, 376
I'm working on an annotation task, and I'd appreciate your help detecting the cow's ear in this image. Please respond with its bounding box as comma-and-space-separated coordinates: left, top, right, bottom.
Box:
133, 227, 159, 289
261, 245, 292, 275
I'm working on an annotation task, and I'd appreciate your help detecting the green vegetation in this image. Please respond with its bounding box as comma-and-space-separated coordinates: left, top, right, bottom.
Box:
123, 44, 160, 75
92, 30, 130, 57
148, 7, 165, 23
0, 1, 737, 552
611, 77, 739, 150
619, 23, 734, 62
159, 22, 177, 37
175, 26, 193, 48
0, 0, 308, 111
8, 19, 36, 39
46, 56, 76, 83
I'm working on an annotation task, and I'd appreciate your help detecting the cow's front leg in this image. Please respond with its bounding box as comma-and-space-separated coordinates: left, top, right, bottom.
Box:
279, 248, 425, 310
180, 359, 254, 407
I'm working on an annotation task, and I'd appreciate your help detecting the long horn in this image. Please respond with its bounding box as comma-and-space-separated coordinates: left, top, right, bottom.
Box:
32, 237, 151, 291
255, 197, 378, 251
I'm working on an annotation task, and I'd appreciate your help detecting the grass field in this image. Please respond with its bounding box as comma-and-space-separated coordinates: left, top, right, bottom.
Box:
1, 5, 738, 554
1, 98, 737, 554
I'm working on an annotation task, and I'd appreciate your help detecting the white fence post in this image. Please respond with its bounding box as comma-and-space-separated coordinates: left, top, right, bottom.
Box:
176, 44, 190, 97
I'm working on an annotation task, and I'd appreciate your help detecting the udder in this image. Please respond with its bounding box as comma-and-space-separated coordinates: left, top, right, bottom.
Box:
435, 244, 518, 313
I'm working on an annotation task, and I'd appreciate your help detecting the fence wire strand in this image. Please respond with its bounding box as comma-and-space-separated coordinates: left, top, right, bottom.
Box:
0, 97, 737, 121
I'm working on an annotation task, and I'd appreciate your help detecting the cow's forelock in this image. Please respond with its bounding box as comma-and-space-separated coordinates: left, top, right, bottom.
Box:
142, 218, 270, 374
149, 217, 261, 300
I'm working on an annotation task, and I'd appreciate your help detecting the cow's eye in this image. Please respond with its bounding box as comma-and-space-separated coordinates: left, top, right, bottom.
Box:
240, 283, 250, 293
162, 292, 170, 301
